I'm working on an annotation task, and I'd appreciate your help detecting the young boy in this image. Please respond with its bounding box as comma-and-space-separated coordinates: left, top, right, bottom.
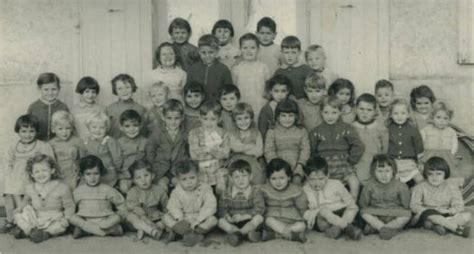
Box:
145, 99, 189, 192
27, 72, 69, 141
217, 159, 265, 246
168, 17, 199, 71
183, 81, 206, 130
163, 160, 218, 247
219, 84, 241, 132
146, 82, 169, 132
305, 45, 339, 86
212, 19, 240, 69
303, 157, 362, 240
297, 72, 326, 130
374, 79, 395, 124
274, 36, 313, 99
256, 17, 281, 74
186, 34, 233, 101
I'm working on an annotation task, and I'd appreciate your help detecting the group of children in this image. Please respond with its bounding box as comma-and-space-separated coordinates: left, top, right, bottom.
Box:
1, 16, 471, 246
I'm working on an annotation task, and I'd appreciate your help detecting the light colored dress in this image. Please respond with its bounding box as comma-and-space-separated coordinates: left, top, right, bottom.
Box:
420, 124, 458, 171
71, 101, 104, 142
149, 66, 187, 102
218, 43, 240, 70
49, 136, 86, 189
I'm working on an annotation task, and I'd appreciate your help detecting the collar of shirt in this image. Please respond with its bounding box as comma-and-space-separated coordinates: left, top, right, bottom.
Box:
231, 185, 252, 199
39, 98, 57, 106
279, 59, 305, 69
166, 127, 179, 136
77, 99, 96, 109
354, 119, 377, 128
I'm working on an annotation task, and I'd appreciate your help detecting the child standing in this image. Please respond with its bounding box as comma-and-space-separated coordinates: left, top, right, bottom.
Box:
410, 85, 436, 130
219, 84, 241, 132
183, 81, 206, 130
374, 79, 394, 124
260, 158, 307, 243
264, 99, 310, 185
187, 34, 233, 101
305, 45, 339, 86
218, 160, 265, 246
212, 19, 240, 69
145, 82, 169, 132
11, 154, 75, 242
163, 161, 218, 247
297, 72, 326, 130
256, 17, 280, 74
309, 96, 364, 198
27, 72, 69, 141
168, 17, 199, 71
359, 155, 411, 240
328, 79, 356, 124
303, 157, 361, 240
411, 157, 471, 238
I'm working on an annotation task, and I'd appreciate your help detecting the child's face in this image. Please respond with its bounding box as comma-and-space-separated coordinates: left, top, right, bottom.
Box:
115, 80, 133, 101
160, 46, 177, 68
269, 169, 290, 191
231, 170, 251, 190
53, 123, 73, 141
39, 83, 60, 103
432, 110, 450, 129
374, 164, 393, 184
150, 87, 168, 107
235, 112, 252, 131
185, 91, 204, 109
199, 46, 218, 65
220, 92, 239, 112
306, 50, 326, 71
281, 48, 300, 66
31, 161, 55, 184
304, 87, 325, 104
375, 88, 393, 108
82, 88, 98, 104
18, 126, 37, 144
391, 104, 409, 125
415, 97, 432, 115
335, 88, 352, 105
270, 84, 289, 103
256, 26, 276, 45
277, 112, 296, 128
214, 28, 232, 46
83, 167, 101, 187
120, 120, 140, 139
132, 168, 154, 190
307, 171, 328, 191
241, 39, 258, 61
355, 101, 376, 123
426, 170, 445, 187
88, 121, 107, 140
200, 111, 219, 129
163, 111, 183, 131
171, 27, 189, 44
178, 170, 199, 192
322, 105, 342, 125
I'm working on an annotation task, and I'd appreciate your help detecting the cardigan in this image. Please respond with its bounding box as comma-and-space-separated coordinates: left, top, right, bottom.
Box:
217, 185, 265, 218
387, 121, 424, 160
27, 99, 69, 141
186, 60, 233, 101
260, 183, 307, 222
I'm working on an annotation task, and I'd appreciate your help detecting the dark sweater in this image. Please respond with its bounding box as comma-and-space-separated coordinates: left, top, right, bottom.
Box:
27, 99, 69, 141
186, 61, 233, 101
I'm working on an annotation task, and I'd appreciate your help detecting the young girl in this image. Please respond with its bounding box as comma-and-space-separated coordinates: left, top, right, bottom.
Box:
386, 99, 424, 187
410, 85, 436, 130
183, 81, 206, 130
232, 33, 270, 118
359, 155, 411, 240
352, 94, 389, 184
309, 96, 364, 198
146, 82, 169, 132
260, 158, 307, 243
411, 157, 471, 238
150, 42, 187, 102
328, 79, 356, 124
264, 99, 310, 185
3, 115, 54, 232
420, 101, 458, 172
212, 19, 240, 69
11, 154, 75, 242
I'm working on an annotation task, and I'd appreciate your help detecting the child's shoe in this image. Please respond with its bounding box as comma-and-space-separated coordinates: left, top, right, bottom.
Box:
182, 232, 204, 247
162, 229, 176, 244
325, 226, 342, 239
106, 225, 124, 236
11, 226, 26, 239
433, 225, 446, 236
261, 229, 276, 241
423, 220, 434, 230
0, 221, 15, 234
136, 230, 145, 240
455, 226, 470, 238
290, 231, 307, 243
363, 224, 378, 235
247, 230, 262, 242
29, 229, 50, 243
345, 224, 362, 240
151, 227, 163, 240
226, 232, 242, 246
172, 220, 192, 236
379, 227, 398, 240
72, 226, 85, 239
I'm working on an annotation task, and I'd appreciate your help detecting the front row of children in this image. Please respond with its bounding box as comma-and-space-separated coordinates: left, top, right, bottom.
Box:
8, 152, 471, 246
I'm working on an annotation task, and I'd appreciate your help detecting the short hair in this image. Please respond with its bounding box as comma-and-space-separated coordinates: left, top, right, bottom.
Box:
154, 42, 180, 67
111, 74, 138, 95
184, 81, 206, 97
257, 17, 277, 33
328, 78, 356, 107
212, 19, 235, 37
219, 84, 241, 99
85, 112, 110, 130
275, 98, 300, 124
232, 102, 255, 122
388, 98, 414, 126
303, 156, 329, 176
79, 155, 107, 176
265, 74, 292, 100
356, 93, 377, 107
198, 34, 219, 50
149, 81, 170, 97
304, 72, 327, 89
176, 160, 199, 176
26, 154, 60, 182
199, 100, 222, 116
15, 114, 40, 133
228, 159, 252, 175
168, 17, 192, 34
320, 96, 343, 111
374, 79, 394, 93
305, 44, 326, 60
281, 36, 301, 50
266, 158, 292, 179
239, 33, 259, 48
37, 72, 60, 89
120, 109, 142, 125
163, 99, 185, 116
51, 110, 74, 128
370, 154, 397, 178
410, 85, 436, 110
129, 159, 153, 178
76, 76, 100, 94
423, 156, 450, 179
430, 101, 453, 120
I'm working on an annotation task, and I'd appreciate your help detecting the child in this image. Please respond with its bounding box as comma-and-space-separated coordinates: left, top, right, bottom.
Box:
359, 155, 411, 240
352, 94, 389, 184
183, 81, 206, 130
232, 33, 271, 117
188, 100, 230, 192
83, 112, 121, 187
309, 96, 364, 198
387, 98, 424, 187
410, 85, 436, 130
117, 109, 147, 194
125, 159, 168, 241
305, 45, 339, 86
256, 17, 280, 74
163, 160, 218, 247
328, 78, 356, 124
150, 42, 187, 102
27, 72, 69, 141
145, 82, 169, 132
274, 36, 313, 99
3, 115, 54, 232
106, 74, 147, 138
49, 111, 86, 189
227, 103, 264, 185
303, 157, 361, 240
260, 158, 307, 243
168, 17, 199, 71
264, 99, 310, 185
411, 157, 471, 238
146, 99, 189, 191
374, 79, 394, 124
69, 155, 125, 238
217, 160, 265, 246
72, 76, 104, 141
187, 34, 233, 101
11, 154, 75, 242
212, 19, 240, 69
219, 84, 240, 132
297, 72, 326, 130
